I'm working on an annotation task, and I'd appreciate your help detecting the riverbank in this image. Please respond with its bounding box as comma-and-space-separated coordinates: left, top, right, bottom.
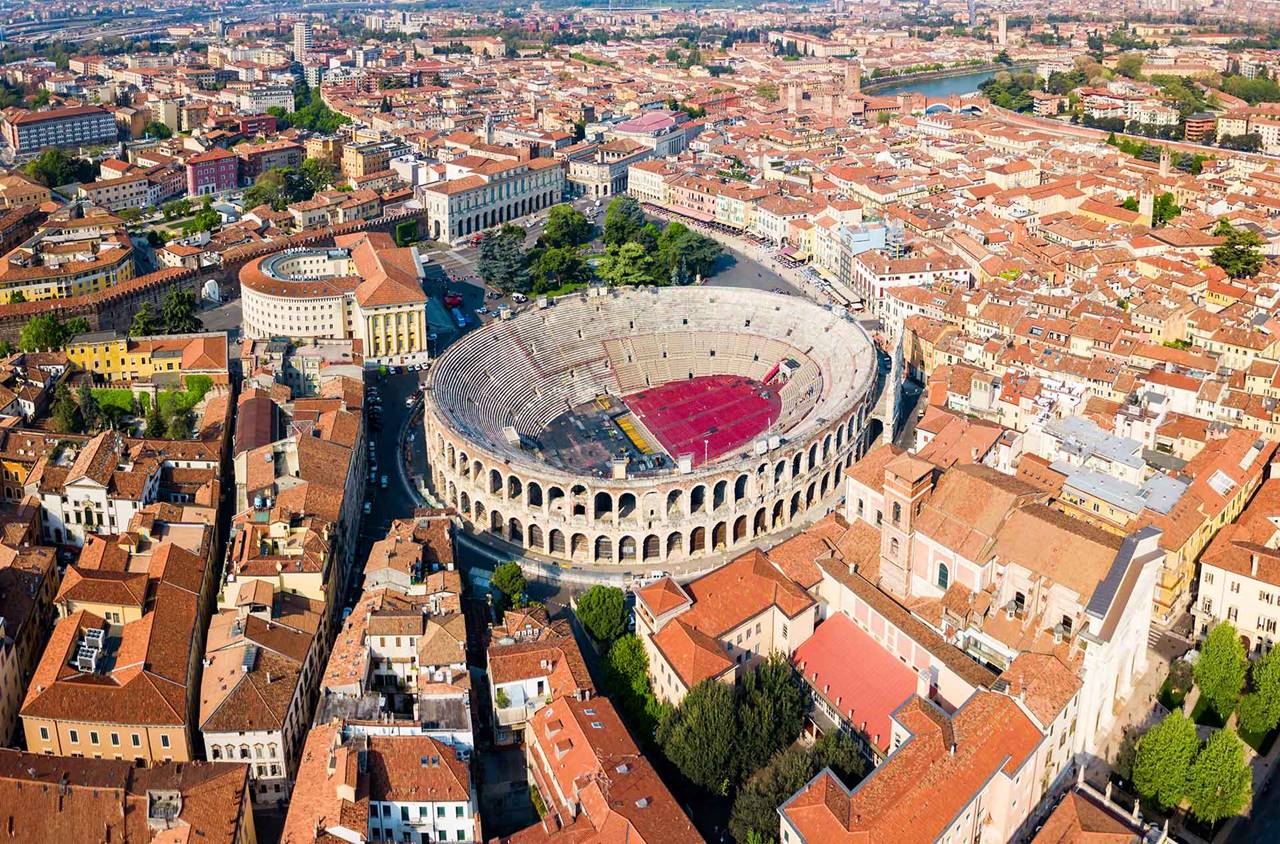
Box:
862, 62, 1035, 96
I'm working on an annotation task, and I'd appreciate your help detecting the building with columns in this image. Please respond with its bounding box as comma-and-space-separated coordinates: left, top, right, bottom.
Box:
421, 156, 564, 244
239, 232, 430, 364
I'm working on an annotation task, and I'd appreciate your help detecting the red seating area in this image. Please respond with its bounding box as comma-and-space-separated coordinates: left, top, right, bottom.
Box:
625, 375, 781, 467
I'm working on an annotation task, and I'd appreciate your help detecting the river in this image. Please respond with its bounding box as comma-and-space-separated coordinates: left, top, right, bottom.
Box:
871, 67, 1000, 98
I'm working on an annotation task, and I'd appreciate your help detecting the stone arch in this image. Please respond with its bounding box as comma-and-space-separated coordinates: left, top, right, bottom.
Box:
666, 488, 684, 517
713, 480, 728, 511
527, 481, 544, 508
792, 452, 803, 477
789, 492, 801, 519
447, 482, 457, 506
460, 491, 470, 513
734, 473, 749, 503
642, 491, 661, 521
619, 535, 638, 562
753, 507, 767, 536
712, 521, 728, 550
570, 532, 589, 561
806, 481, 817, 508
643, 534, 660, 562
507, 517, 523, 544
528, 524, 544, 550
446, 442, 455, 469
618, 492, 637, 521
507, 475, 523, 501
691, 484, 707, 514
733, 515, 748, 543
490, 510, 504, 535
474, 500, 486, 521
459, 452, 470, 477
775, 460, 787, 485
836, 424, 845, 450
594, 491, 614, 520
549, 529, 566, 555
690, 526, 706, 554
595, 535, 613, 563
822, 433, 832, 460
547, 485, 565, 512
807, 442, 819, 471
490, 469, 504, 495
472, 459, 482, 479
570, 484, 588, 516
820, 471, 831, 498
666, 531, 683, 558
772, 499, 785, 527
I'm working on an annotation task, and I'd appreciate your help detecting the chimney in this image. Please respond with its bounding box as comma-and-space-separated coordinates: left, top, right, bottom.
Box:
1253, 554, 1260, 577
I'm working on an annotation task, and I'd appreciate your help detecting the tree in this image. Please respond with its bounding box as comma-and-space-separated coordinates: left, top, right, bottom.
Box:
7, 290, 24, 304
599, 242, 653, 287
51, 384, 82, 434
730, 745, 816, 844
181, 206, 221, 236
491, 561, 526, 609
143, 120, 173, 139
995, 49, 1012, 65
1121, 196, 1140, 212
165, 407, 193, 439
76, 383, 99, 431
1132, 710, 1199, 811
160, 288, 202, 334
1115, 52, 1145, 79
1239, 646, 1280, 735
531, 246, 589, 293
476, 224, 531, 294
130, 301, 159, 338
1220, 132, 1263, 152
1210, 221, 1265, 279
1196, 621, 1248, 719
24, 148, 94, 188
810, 731, 868, 786
575, 585, 626, 644
18, 313, 69, 351
1152, 192, 1181, 227
735, 654, 806, 780
541, 204, 592, 249
657, 679, 737, 793
603, 195, 646, 248
602, 634, 667, 741
299, 157, 336, 193
1186, 728, 1252, 825
656, 222, 721, 283
145, 402, 164, 438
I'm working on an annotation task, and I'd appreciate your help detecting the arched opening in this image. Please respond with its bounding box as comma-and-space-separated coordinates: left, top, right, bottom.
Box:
734, 474, 748, 503
490, 469, 503, 495
570, 533, 589, 561
507, 476, 523, 501
549, 529, 566, 555
732, 515, 748, 543
472, 460, 482, 480
712, 521, 728, 550
527, 482, 544, 508
890, 537, 900, 558
836, 424, 845, 450
690, 526, 706, 554
594, 491, 614, 520
490, 510, 504, 535
570, 484, 588, 516
806, 482, 817, 508
666, 489, 684, 517
474, 500, 486, 521
548, 486, 565, 512
666, 531, 682, 557
619, 535, 637, 562
790, 492, 801, 518
618, 492, 637, 521
792, 452, 803, 477
595, 535, 613, 563
642, 491, 661, 520
820, 472, 830, 498
807, 443, 818, 471
713, 480, 728, 511
460, 491, 470, 513
937, 562, 949, 590
643, 534, 660, 561
775, 460, 786, 485
507, 518, 523, 544
446, 443, 455, 469
822, 434, 832, 460
691, 485, 707, 514
528, 524, 544, 550
772, 499, 785, 527
459, 454, 470, 478
447, 482, 457, 506
753, 507, 767, 536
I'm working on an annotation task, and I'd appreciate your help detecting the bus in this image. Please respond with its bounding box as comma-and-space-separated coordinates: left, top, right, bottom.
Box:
451, 307, 467, 329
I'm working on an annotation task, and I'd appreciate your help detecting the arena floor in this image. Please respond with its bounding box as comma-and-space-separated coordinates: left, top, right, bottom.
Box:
625, 375, 781, 468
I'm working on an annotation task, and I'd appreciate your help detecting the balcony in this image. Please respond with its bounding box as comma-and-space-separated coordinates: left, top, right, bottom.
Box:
495, 703, 538, 727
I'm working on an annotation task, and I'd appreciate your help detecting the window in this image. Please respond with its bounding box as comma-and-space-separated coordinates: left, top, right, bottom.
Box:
1229, 606, 1239, 622
160, 735, 170, 749
937, 563, 949, 590
1231, 580, 1241, 594
69, 730, 79, 744
131, 735, 141, 747
1205, 571, 1214, 585
456, 806, 465, 818
39, 727, 48, 741
437, 806, 446, 818
892, 502, 902, 525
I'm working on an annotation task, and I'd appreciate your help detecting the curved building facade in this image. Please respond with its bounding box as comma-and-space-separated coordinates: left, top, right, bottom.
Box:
423, 286, 879, 567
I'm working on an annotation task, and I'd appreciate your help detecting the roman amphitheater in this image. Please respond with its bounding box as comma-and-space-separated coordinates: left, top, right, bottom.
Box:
422, 285, 880, 568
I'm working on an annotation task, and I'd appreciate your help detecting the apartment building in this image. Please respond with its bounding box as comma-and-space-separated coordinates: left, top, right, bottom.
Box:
1195, 478, 1280, 649
1, 105, 118, 155
76, 174, 152, 212
487, 607, 594, 745
186, 148, 241, 197
422, 156, 564, 244
0, 208, 135, 302
341, 139, 409, 179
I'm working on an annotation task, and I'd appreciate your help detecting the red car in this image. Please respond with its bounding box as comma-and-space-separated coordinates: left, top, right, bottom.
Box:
443, 292, 463, 308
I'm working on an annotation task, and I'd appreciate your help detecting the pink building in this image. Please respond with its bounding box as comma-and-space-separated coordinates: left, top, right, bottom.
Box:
185, 148, 240, 197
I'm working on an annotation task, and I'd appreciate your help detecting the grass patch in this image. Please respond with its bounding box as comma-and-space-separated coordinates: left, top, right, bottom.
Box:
533, 281, 589, 299
156, 374, 212, 418
91, 388, 136, 416
1190, 696, 1227, 728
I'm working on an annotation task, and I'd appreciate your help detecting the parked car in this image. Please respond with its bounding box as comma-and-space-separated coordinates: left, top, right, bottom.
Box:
380, 475, 389, 489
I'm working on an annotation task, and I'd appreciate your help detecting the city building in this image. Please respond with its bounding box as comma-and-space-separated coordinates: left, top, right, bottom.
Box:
1, 105, 118, 156
0, 208, 135, 302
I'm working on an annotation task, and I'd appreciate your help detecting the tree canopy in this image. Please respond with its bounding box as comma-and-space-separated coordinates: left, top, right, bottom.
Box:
1186, 728, 1252, 825
603, 195, 647, 248
657, 678, 737, 794
24, 148, 95, 188
540, 204, 592, 249
477, 224, 531, 294
491, 561, 527, 610
1210, 221, 1265, 279
18, 313, 88, 352
1195, 621, 1248, 718
1238, 646, 1280, 735
575, 585, 627, 644
1132, 710, 1199, 811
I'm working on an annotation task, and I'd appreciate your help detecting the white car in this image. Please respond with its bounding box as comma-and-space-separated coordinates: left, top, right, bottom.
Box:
380, 475, 389, 489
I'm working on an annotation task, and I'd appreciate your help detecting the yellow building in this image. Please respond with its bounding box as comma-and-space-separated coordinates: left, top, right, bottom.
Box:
0, 209, 134, 302
66, 331, 229, 383
0, 174, 50, 208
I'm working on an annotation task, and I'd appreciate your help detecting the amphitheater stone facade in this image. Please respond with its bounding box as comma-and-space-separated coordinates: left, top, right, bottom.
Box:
422, 285, 879, 567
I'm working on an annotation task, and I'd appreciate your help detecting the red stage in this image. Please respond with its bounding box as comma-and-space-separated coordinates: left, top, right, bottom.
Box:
625, 375, 781, 467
